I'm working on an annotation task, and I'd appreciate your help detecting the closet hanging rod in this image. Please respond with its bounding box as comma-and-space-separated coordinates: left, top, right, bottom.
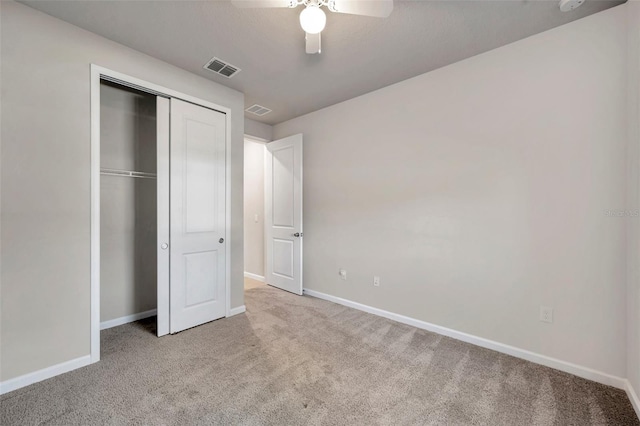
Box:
100, 168, 157, 179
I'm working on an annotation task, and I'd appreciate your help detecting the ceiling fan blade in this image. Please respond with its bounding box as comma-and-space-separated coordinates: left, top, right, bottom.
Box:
329, 0, 393, 17
231, 0, 293, 8
305, 32, 321, 54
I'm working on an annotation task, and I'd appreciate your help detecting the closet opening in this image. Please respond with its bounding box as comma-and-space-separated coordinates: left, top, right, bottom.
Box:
99, 80, 158, 334
91, 65, 234, 362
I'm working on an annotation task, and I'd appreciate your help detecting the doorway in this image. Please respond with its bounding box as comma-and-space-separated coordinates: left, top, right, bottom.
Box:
243, 136, 267, 292
243, 134, 304, 296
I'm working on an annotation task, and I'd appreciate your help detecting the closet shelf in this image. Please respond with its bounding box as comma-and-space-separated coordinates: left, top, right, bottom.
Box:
100, 168, 157, 179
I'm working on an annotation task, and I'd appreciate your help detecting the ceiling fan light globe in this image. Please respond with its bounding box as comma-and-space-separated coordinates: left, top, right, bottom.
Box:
300, 6, 326, 34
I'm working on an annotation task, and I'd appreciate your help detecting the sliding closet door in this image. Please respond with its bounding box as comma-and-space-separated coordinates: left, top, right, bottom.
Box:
169, 98, 227, 333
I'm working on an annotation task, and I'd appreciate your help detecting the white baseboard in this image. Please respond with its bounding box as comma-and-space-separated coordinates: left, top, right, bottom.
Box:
303, 289, 627, 390
244, 272, 265, 282
626, 380, 640, 420
0, 355, 91, 396
100, 309, 157, 330
228, 305, 246, 317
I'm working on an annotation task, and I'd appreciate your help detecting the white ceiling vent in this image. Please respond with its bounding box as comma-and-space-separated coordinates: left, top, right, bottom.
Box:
203, 57, 241, 78
245, 104, 272, 116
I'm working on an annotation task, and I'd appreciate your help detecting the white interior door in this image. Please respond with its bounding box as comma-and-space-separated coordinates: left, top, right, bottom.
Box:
169, 98, 226, 333
265, 134, 303, 295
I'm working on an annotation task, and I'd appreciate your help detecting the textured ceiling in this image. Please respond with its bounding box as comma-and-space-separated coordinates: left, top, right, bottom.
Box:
20, 0, 624, 125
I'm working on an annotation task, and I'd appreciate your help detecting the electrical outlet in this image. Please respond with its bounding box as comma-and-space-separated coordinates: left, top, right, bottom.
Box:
540, 306, 553, 323
254, 214, 259, 223
339, 269, 347, 280
373, 276, 380, 287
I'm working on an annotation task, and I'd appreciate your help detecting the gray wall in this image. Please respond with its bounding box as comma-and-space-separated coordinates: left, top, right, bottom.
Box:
245, 118, 273, 141
274, 6, 629, 378
100, 83, 157, 322
0, 1, 244, 381
244, 139, 265, 278
627, 0, 640, 401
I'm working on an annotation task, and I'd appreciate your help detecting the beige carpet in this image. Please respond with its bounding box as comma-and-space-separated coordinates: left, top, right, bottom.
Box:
1, 285, 638, 425
244, 276, 266, 290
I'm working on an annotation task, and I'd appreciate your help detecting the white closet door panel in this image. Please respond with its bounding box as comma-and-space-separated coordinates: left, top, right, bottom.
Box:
184, 251, 218, 306
184, 119, 220, 233
170, 98, 226, 333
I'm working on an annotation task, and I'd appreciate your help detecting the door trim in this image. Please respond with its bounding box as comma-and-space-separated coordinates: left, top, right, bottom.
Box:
90, 64, 233, 364
264, 134, 303, 295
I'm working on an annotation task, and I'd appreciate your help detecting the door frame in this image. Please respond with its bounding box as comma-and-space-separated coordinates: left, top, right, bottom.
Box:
242, 135, 269, 283
264, 134, 304, 295
90, 64, 233, 364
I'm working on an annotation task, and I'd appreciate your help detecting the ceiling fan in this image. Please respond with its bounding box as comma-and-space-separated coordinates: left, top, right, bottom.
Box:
231, 0, 394, 54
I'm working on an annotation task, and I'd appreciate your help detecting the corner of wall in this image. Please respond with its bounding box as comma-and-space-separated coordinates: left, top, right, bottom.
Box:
245, 118, 273, 142
627, 0, 640, 406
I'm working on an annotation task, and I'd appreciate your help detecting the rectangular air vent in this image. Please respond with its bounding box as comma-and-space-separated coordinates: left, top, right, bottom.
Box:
245, 104, 272, 116
203, 57, 241, 78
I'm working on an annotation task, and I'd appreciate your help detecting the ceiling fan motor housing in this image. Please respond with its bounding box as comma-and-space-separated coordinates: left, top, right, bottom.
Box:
232, 0, 394, 54
559, 0, 584, 12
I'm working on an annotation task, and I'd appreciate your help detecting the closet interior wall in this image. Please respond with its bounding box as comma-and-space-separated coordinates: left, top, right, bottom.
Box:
100, 81, 157, 323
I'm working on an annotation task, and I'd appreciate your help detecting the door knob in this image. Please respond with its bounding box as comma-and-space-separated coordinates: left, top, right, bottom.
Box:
161, 243, 168, 250
219, 238, 224, 243
293, 232, 303, 238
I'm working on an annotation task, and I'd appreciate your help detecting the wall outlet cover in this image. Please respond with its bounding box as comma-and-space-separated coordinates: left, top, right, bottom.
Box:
540, 306, 553, 323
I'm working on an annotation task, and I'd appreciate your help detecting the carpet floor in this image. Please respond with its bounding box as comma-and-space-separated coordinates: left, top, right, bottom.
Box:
1, 285, 638, 425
